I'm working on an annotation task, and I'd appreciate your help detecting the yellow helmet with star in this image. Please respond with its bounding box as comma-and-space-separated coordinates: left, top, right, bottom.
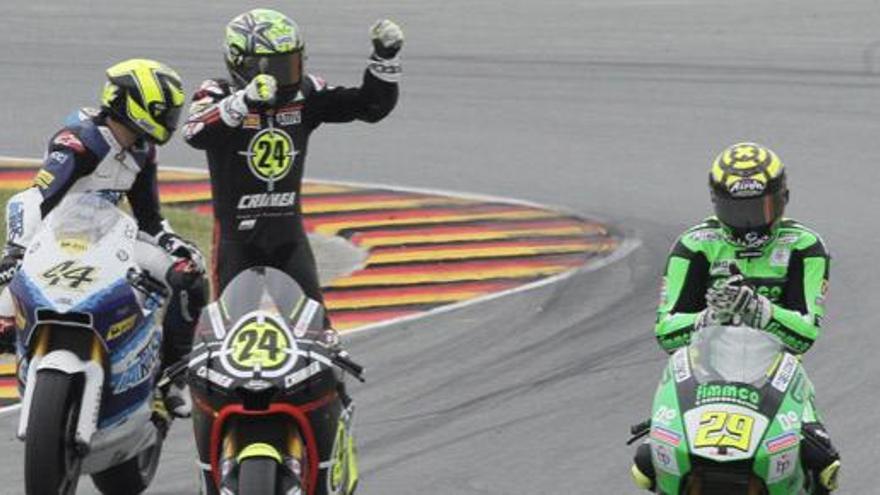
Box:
709, 142, 789, 245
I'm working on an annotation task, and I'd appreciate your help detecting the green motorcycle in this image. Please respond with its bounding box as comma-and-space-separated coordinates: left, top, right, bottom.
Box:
630, 325, 827, 494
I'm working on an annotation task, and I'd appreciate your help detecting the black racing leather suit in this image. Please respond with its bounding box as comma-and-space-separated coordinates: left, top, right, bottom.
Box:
183, 70, 398, 305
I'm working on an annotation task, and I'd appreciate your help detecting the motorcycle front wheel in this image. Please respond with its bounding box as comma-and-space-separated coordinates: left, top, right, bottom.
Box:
24, 370, 82, 495
239, 457, 279, 495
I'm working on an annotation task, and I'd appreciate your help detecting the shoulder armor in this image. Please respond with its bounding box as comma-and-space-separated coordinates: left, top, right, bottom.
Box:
50, 119, 108, 160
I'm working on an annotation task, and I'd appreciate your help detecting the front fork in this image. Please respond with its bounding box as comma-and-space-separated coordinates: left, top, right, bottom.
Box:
207, 402, 359, 495
219, 416, 310, 495
17, 326, 105, 451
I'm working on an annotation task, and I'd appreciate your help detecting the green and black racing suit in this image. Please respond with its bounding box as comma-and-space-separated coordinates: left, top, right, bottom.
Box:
645, 216, 840, 489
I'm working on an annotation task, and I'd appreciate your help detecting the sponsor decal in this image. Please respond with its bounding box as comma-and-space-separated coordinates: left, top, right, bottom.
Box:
653, 405, 677, 427
695, 383, 761, 410
776, 234, 799, 245
243, 113, 261, 129
671, 349, 691, 383
771, 354, 798, 393
113, 336, 161, 394
776, 411, 800, 432
57, 236, 89, 255
238, 219, 256, 231
53, 130, 85, 152
7, 201, 24, 243
284, 360, 322, 388
276, 109, 301, 126
34, 170, 55, 190
767, 450, 797, 483
709, 260, 737, 277
765, 431, 799, 453
651, 443, 680, 476
237, 191, 297, 210
239, 128, 298, 186
328, 413, 357, 495
728, 178, 766, 198
770, 247, 791, 267
689, 229, 720, 242
292, 299, 320, 338
650, 425, 682, 447
107, 313, 138, 341
195, 366, 234, 388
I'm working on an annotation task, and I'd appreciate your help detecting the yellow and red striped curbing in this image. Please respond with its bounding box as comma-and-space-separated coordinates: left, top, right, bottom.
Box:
0, 160, 621, 407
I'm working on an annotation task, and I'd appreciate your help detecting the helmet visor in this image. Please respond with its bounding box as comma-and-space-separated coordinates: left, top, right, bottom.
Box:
241, 53, 303, 88
713, 192, 785, 230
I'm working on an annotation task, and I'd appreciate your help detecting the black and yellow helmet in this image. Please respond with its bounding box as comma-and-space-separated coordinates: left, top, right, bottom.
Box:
225, 9, 305, 94
709, 142, 789, 246
100, 59, 185, 145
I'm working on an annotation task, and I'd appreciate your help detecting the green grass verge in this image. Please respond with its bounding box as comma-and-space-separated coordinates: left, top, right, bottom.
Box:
0, 189, 214, 262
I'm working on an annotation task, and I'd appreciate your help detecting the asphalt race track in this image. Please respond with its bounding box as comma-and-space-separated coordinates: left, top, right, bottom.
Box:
1, 0, 880, 493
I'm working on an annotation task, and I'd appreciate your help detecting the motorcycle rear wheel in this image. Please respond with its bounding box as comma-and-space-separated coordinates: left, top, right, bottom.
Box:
239, 457, 279, 495
24, 370, 82, 495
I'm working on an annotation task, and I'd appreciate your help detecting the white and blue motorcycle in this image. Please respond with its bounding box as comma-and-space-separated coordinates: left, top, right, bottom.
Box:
8, 193, 171, 494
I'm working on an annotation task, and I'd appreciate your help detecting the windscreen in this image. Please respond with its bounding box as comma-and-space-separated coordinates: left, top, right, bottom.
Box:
209, 266, 326, 341
689, 325, 784, 386
49, 193, 126, 245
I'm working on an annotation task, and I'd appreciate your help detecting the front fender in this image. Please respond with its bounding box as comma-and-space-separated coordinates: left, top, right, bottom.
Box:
17, 348, 105, 448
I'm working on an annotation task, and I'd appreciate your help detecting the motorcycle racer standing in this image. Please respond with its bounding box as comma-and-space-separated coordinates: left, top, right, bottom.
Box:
183, 9, 402, 493
0, 59, 207, 417
632, 143, 841, 493
183, 8, 402, 310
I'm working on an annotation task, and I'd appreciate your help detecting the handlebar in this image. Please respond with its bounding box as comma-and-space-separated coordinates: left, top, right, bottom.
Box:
127, 267, 169, 301
331, 350, 366, 383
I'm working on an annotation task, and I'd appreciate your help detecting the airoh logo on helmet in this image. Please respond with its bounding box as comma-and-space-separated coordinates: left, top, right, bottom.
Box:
728, 178, 766, 197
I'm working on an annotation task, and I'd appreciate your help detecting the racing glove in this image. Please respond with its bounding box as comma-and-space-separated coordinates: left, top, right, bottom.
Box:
219, 74, 278, 126
694, 307, 727, 330
0, 244, 25, 287
157, 232, 206, 274
369, 19, 404, 82
706, 275, 772, 329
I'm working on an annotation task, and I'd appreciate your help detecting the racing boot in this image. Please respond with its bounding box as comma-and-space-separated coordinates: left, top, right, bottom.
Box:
801, 422, 841, 492
631, 442, 656, 491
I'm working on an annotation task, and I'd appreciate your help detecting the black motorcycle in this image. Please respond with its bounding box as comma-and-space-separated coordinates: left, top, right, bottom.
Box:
185, 266, 363, 495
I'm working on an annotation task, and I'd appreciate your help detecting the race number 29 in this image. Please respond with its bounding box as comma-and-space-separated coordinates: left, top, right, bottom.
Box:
694, 411, 755, 452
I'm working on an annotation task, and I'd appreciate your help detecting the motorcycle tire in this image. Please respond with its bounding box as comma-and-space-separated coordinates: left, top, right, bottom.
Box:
239, 457, 279, 495
24, 370, 82, 495
91, 439, 164, 495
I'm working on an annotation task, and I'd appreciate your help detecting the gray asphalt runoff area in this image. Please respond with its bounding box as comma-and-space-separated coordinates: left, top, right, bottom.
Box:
1, 0, 879, 493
